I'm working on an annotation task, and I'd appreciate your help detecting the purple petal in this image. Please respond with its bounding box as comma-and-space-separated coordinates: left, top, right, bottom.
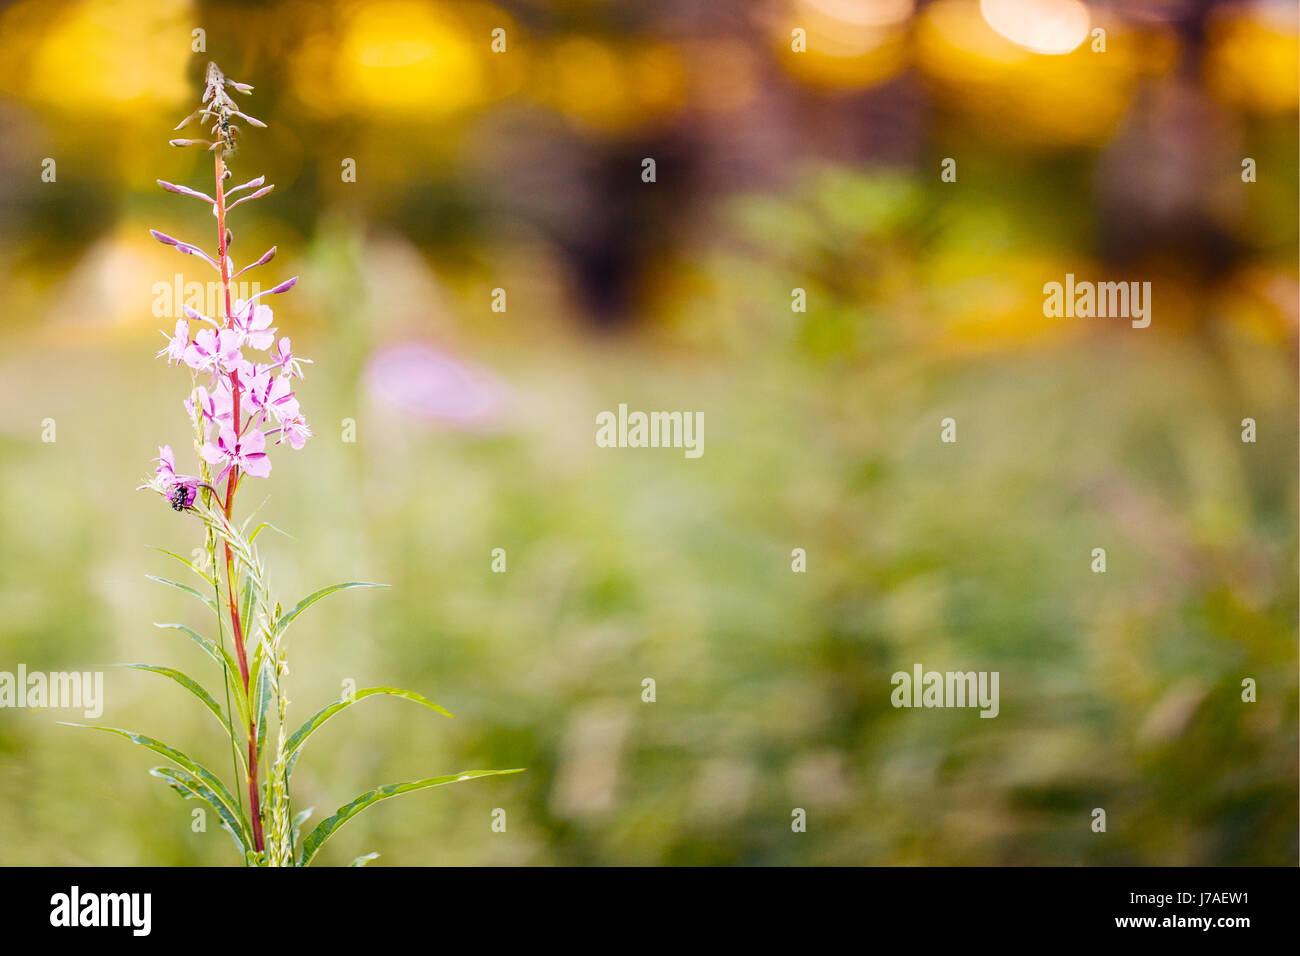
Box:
150, 230, 218, 269
226, 184, 275, 211
182, 305, 218, 326
248, 276, 299, 301
157, 180, 215, 204
233, 246, 276, 278
226, 175, 266, 197
231, 109, 266, 128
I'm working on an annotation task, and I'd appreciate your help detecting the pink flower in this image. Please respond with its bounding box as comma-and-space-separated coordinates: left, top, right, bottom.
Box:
364, 342, 503, 430
183, 328, 242, 375
232, 300, 277, 351
272, 337, 312, 379
202, 426, 271, 482
245, 370, 299, 424
185, 383, 233, 428
156, 319, 189, 365
154, 444, 181, 480
150, 444, 200, 509
278, 414, 312, 450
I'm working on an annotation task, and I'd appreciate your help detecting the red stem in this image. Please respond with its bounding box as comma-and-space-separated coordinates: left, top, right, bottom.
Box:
215, 148, 264, 855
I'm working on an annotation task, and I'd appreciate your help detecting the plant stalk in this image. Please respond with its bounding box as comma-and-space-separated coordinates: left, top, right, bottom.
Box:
215, 147, 264, 856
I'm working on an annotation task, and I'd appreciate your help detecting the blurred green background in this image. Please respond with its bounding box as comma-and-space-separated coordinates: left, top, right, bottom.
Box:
0, 0, 1296, 865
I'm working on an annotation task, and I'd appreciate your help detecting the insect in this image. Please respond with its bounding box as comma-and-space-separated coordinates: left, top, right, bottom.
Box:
169, 484, 191, 511
215, 111, 238, 156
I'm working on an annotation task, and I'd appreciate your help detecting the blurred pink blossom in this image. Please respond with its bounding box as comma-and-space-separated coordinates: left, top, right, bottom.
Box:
364, 342, 504, 430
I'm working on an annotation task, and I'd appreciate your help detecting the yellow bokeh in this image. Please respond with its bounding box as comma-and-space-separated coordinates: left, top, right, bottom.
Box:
540, 35, 687, 133
773, 0, 912, 90
291, 0, 520, 118
1205, 4, 1300, 114
916, 0, 1175, 147
0, 0, 192, 112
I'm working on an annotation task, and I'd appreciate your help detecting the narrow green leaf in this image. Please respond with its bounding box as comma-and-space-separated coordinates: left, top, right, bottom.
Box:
152, 623, 248, 723
150, 547, 216, 588
154, 621, 218, 662
285, 687, 453, 778
291, 806, 314, 856
253, 657, 273, 763
240, 571, 255, 647
145, 574, 217, 614
300, 768, 524, 866
62, 723, 250, 846
149, 766, 250, 858
249, 521, 293, 543
238, 494, 273, 536
275, 582, 388, 639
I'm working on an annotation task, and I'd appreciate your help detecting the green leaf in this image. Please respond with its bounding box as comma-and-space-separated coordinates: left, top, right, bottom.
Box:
62, 723, 250, 847
123, 664, 231, 736
252, 657, 273, 763
150, 547, 216, 588
285, 687, 453, 778
240, 571, 255, 647
153, 621, 218, 661
348, 852, 380, 867
291, 806, 314, 856
299, 768, 524, 866
149, 766, 250, 858
153, 624, 248, 723
249, 521, 293, 543
275, 582, 388, 639
145, 574, 217, 614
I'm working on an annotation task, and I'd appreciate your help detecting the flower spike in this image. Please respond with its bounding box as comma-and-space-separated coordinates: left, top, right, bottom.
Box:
127, 63, 523, 871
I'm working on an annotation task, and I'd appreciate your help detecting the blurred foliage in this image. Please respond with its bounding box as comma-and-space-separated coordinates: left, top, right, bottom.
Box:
0, 0, 1297, 864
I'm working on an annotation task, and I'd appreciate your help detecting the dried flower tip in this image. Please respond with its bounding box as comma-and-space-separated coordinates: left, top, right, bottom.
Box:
203, 61, 224, 104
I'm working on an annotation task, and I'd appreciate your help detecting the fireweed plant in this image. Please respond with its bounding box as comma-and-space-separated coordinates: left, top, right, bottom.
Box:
68, 63, 521, 866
